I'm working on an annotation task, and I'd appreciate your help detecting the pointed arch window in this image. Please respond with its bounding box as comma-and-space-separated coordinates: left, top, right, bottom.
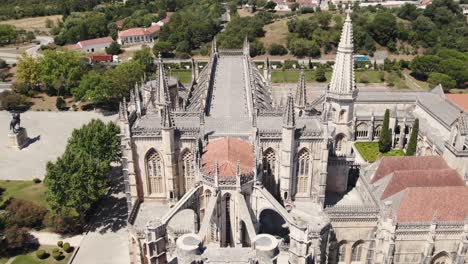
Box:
351, 241, 363, 262
146, 150, 164, 194
181, 150, 195, 193
336, 134, 347, 154
356, 123, 369, 139
339, 110, 346, 122
297, 149, 310, 194
263, 149, 276, 194
374, 125, 382, 138
337, 242, 346, 262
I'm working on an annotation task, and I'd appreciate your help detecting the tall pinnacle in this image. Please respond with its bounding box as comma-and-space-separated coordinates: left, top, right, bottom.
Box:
161, 103, 174, 128
295, 69, 307, 108
243, 36, 250, 56
329, 9, 355, 94
283, 94, 296, 128
156, 53, 170, 105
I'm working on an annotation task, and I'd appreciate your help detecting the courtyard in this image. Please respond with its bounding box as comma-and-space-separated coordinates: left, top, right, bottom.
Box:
0, 111, 116, 180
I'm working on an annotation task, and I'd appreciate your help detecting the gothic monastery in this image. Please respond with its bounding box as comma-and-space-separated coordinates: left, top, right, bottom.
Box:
119, 11, 468, 264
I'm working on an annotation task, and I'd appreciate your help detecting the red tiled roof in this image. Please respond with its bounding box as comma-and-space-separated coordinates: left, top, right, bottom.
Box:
64, 44, 80, 50
115, 19, 125, 29
371, 156, 449, 183
118, 25, 160, 38
161, 12, 175, 24
202, 137, 254, 177
446, 94, 468, 111
78, 37, 113, 47
380, 169, 464, 199
397, 186, 468, 222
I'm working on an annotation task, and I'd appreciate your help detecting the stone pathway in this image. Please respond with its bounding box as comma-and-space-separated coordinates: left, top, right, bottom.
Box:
0, 111, 116, 180
30, 231, 83, 247
71, 169, 130, 264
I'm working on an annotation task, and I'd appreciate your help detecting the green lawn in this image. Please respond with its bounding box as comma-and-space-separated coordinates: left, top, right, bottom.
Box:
0, 180, 48, 208
11, 246, 72, 264
271, 70, 384, 84
168, 70, 192, 85
354, 142, 405, 163
0, 257, 9, 264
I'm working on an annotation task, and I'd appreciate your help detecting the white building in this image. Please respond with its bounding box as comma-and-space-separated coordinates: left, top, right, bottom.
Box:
117, 25, 160, 46
64, 37, 113, 53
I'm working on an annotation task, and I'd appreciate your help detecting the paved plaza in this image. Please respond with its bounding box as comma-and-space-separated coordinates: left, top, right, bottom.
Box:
0, 111, 116, 180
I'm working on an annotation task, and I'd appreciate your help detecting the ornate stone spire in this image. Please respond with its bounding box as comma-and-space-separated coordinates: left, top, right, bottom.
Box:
243, 36, 250, 56
295, 68, 307, 108
161, 104, 174, 128
283, 94, 296, 128
156, 53, 170, 105
328, 9, 355, 94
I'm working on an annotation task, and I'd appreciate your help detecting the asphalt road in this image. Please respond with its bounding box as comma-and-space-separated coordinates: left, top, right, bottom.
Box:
0, 36, 53, 64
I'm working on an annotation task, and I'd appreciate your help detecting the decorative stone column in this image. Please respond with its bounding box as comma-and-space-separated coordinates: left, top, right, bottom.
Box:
146, 220, 167, 264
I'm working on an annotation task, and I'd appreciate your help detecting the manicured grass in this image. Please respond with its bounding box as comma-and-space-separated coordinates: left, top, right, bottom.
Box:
354, 142, 405, 163
271, 70, 333, 83
356, 70, 383, 83
168, 70, 192, 84
11, 246, 72, 264
0, 180, 48, 208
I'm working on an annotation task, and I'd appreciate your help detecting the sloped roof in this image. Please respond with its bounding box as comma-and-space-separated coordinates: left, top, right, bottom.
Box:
446, 94, 468, 111
118, 25, 160, 37
78, 36, 113, 47
202, 137, 254, 177
371, 156, 449, 183
397, 186, 468, 222
380, 169, 464, 199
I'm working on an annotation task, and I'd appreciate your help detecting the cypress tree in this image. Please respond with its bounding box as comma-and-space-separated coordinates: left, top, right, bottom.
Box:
379, 109, 392, 153
405, 118, 419, 156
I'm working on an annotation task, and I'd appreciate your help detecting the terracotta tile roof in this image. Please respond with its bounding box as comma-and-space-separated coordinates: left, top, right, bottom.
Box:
161, 12, 174, 24
371, 156, 449, 183
78, 37, 113, 47
115, 19, 125, 29
380, 169, 464, 199
64, 44, 80, 50
202, 137, 254, 177
118, 25, 160, 38
446, 94, 468, 111
397, 186, 468, 222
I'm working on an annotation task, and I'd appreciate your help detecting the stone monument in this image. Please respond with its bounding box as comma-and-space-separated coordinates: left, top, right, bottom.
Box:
8, 113, 28, 150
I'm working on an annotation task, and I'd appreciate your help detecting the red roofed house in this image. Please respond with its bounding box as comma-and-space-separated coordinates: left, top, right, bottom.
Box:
64, 36, 113, 53
117, 25, 160, 46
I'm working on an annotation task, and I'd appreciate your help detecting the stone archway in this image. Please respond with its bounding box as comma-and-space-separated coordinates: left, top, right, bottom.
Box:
431, 251, 451, 264
259, 208, 290, 239
347, 165, 360, 191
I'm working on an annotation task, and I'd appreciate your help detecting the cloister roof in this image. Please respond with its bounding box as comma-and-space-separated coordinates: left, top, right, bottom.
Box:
201, 137, 254, 177
397, 186, 468, 222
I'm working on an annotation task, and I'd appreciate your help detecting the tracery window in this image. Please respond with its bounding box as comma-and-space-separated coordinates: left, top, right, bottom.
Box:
263, 148, 276, 194
338, 242, 346, 262
181, 150, 195, 193
351, 241, 363, 262
146, 149, 164, 195
431, 252, 450, 264
356, 123, 369, 139
297, 149, 310, 194
336, 134, 347, 154
374, 125, 382, 138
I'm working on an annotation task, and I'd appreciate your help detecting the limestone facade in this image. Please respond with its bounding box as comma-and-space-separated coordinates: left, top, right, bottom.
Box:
119, 11, 468, 264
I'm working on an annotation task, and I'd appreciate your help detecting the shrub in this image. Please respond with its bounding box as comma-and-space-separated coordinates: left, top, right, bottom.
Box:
52, 250, 62, 260
427, 72, 456, 92
4, 226, 32, 251
106, 41, 121, 55
269, 44, 288, 56
56, 96, 66, 110
52, 248, 59, 254
63, 242, 72, 253
283, 60, 299, 69
0, 90, 30, 111
359, 73, 369, 83
36, 249, 48, 259
5, 199, 47, 229
315, 67, 326, 82
57, 241, 63, 247
33, 178, 41, 184
43, 211, 83, 235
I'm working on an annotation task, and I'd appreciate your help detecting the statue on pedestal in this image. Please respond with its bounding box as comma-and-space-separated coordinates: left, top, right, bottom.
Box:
8, 112, 28, 150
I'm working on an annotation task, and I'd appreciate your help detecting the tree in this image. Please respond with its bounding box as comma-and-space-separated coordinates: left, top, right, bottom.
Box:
39, 50, 86, 96
44, 120, 120, 223
368, 12, 397, 46
316, 12, 332, 29
405, 118, 419, 156
315, 66, 326, 82
427, 72, 456, 91
5, 199, 47, 229
378, 109, 392, 153
397, 3, 420, 21
291, 2, 300, 11
269, 43, 288, 55
73, 71, 111, 104
250, 41, 265, 57
133, 45, 154, 73
56, 96, 66, 110
0, 25, 18, 45
106, 41, 121, 55
264, 1, 276, 10
16, 53, 41, 90
0, 91, 29, 111
153, 41, 174, 57
410, 55, 441, 80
